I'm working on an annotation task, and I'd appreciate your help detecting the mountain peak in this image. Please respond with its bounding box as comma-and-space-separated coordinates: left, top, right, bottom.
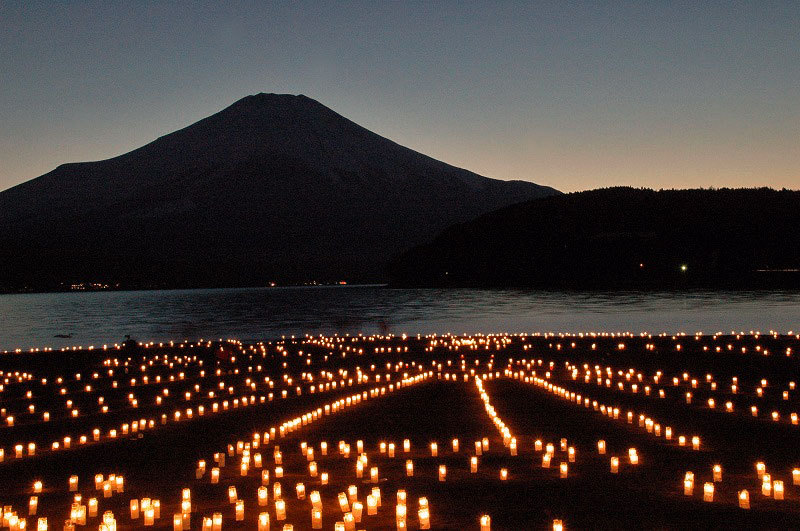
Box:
0, 93, 558, 290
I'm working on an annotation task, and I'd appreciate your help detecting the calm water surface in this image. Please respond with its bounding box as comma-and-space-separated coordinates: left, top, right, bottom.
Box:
1, 286, 799, 351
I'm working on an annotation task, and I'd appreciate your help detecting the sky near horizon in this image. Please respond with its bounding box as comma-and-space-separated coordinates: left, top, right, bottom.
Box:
1, 1, 798, 193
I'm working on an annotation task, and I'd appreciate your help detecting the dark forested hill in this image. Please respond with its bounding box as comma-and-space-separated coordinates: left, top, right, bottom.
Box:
0, 93, 557, 291
388, 187, 800, 289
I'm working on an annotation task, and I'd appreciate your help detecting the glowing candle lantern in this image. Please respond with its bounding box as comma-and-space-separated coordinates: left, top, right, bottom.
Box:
762, 475, 772, 496
756, 462, 766, 478
211, 468, 219, 484
610, 457, 619, 474
258, 487, 268, 506
406, 460, 414, 477
275, 500, 286, 521
703, 482, 714, 502
212, 513, 222, 531
275, 466, 283, 478
430, 443, 438, 457
28, 497, 37, 516
482, 438, 489, 452
738, 489, 750, 509
403, 439, 410, 453
559, 462, 568, 478
296, 483, 306, 500
471, 456, 478, 473
597, 440, 606, 455
678, 436, 686, 447
88, 498, 97, 517
228, 486, 238, 504
144, 507, 155, 526
321, 472, 329, 485
338, 493, 350, 513
173, 514, 183, 530
475, 441, 483, 455
33, 481, 42, 493
258, 512, 270, 531
367, 495, 377, 515
553, 520, 564, 531
568, 447, 575, 462
388, 443, 395, 458
713, 465, 722, 482
131, 500, 140, 519
235, 500, 244, 521
37, 518, 47, 531
373, 487, 382, 507
480, 514, 491, 531
793, 469, 800, 485
312, 509, 322, 529
438, 465, 447, 481
500, 468, 509, 480
542, 454, 551, 468
273, 482, 282, 500
751, 406, 758, 417
352, 502, 363, 522
774, 480, 784, 500
628, 448, 639, 465
452, 438, 459, 452
417, 507, 431, 529
665, 427, 672, 440
69, 476, 78, 492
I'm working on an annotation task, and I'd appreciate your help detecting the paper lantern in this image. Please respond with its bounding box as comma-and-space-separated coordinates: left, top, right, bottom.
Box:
500, 468, 508, 480
352, 502, 363, 523
438, 465, 447, 481
321, 472, 329, 485
553, 520, 563, 531
406, 460, 414, 477
610, 457, 619, 474
471, 456, 478, 473
543, 454, 552, 468
762, 475, 772, 496
703, 482, 714, 502
430, 443, 438, 457
480, 514, 491, 531
367, 495, 378, 515
235, 500, 244, 521
559, 462, 568, 478
597, 440, 606, 454
258, 487, 269, 506
258, 512, 270, 531
130, 500, 140, 519
774, 480, 784, 500
312, 509, 322, 529
403, 439, 411, 453
713, 465, 722, 482
419, 507, 431, 529
738, 490, 750, 509
275, 500, 286, 521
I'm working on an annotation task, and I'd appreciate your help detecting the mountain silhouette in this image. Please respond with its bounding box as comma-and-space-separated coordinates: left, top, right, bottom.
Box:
389, 187, 800, 289
0, 93, 557, 291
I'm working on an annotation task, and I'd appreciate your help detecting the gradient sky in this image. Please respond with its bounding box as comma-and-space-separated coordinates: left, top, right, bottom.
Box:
1, 1, 798, 193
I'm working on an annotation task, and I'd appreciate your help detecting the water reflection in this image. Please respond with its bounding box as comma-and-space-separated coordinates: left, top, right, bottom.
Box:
1, 286, 799, 351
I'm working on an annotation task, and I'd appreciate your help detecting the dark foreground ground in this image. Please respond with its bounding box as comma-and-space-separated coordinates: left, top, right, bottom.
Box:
1, 332, 800, 529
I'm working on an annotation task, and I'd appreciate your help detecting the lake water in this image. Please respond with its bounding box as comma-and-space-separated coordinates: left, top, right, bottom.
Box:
1, 285, 799, 351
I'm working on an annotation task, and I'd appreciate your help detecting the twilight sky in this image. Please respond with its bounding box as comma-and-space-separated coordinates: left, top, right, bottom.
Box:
1, 1, 798, 193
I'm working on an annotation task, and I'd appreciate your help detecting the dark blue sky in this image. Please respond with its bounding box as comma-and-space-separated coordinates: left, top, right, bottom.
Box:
1, 1, 797, 192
